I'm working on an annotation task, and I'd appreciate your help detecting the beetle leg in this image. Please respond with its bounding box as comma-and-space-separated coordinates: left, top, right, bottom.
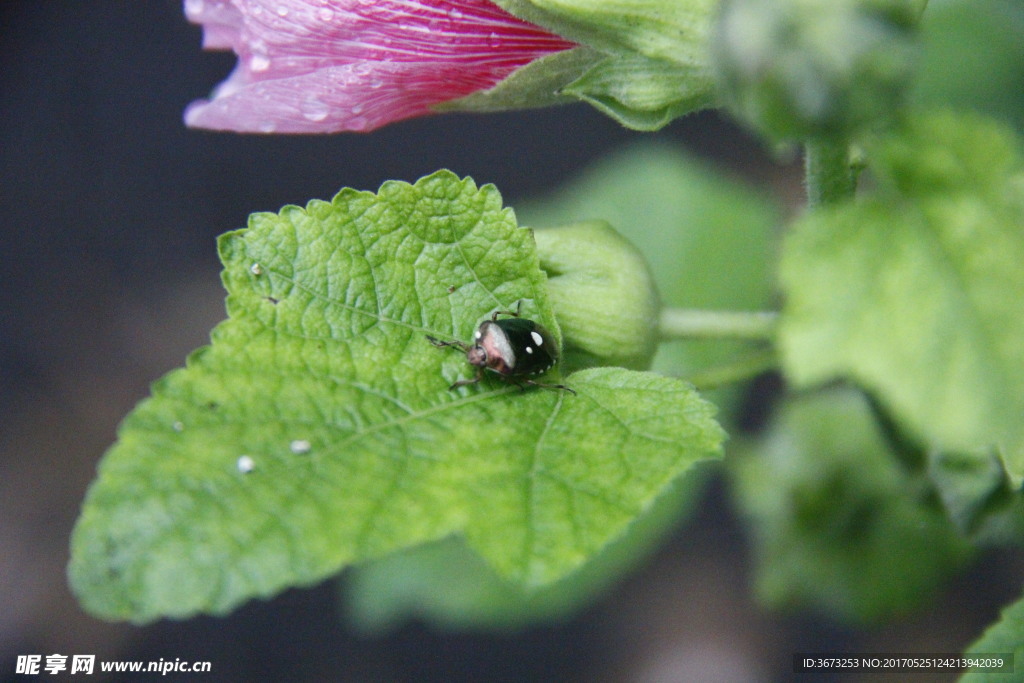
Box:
426, 335, 470, 352
449, 367, 484, 390
491, 300, 523, 321
522, 378, 577, 395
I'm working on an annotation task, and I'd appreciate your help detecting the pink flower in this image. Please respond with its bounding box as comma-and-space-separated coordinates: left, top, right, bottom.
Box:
184, 0, 576, 133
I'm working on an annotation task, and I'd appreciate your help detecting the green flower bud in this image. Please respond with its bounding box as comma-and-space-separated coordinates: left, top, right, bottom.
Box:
713, 0, 922, 141
534, 221, 660, 371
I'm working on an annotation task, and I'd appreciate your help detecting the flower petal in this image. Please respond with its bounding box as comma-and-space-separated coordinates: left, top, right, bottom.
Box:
185, 0, 575, 132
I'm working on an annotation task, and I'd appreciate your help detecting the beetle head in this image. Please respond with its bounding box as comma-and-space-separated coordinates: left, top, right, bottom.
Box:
466, 345, 488, 367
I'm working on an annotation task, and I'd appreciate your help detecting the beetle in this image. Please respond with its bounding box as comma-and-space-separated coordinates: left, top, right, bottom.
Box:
426, 303, 575, 394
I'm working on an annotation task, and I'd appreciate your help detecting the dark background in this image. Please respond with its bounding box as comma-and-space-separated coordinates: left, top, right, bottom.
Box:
2, 2, 1020, 681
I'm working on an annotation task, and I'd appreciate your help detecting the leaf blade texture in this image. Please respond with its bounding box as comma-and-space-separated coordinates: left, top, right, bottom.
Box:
69, 171, 724, 622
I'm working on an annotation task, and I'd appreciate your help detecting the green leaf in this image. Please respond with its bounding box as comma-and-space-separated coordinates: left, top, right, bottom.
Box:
492, 0, 717, 128
68, 171, 724, 622
959, 593, 1024, 681
518, 141, 780, 415
928, 448, 1024, 546
913, 0, 1024, 132
730, 387, 970, 622
779, 111, 1024, 483
344, 149, 757, 632
344, 464, 710, 632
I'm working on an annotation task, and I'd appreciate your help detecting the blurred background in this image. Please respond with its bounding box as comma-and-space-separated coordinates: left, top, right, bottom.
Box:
2, 2, 1021, 681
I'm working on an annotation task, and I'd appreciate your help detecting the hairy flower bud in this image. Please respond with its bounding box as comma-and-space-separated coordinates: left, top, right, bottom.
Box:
534, 221, 660, 370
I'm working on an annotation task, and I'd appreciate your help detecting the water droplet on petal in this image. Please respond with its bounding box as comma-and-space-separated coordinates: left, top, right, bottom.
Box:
300, 96, 330, 122
237, 455, 255, 473
317, 7, 335, 21
250, 52, 271, 73
276, 5, 289, 17
258, 120, 277, 133
184, 0, 205, 18
290, 439, 311, 454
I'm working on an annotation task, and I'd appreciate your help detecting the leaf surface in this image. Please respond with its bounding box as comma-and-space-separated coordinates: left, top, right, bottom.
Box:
780, 112, 1024, 482
69, 171, 724, 622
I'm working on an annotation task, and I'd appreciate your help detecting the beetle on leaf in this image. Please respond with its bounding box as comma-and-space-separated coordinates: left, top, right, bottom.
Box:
427, 302, 575, 394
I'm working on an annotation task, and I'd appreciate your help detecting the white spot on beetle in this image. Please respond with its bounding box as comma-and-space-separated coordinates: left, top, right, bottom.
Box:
530, 331, 544, 346
237, 455, 255, 473
525, 346, 534, 354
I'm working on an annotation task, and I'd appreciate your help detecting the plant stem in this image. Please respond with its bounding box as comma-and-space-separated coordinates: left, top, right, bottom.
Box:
805, 139, 856, 207
659, 309, 779, 341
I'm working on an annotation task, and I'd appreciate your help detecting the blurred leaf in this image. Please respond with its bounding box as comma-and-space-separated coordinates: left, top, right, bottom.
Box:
914, 0, 1024, 131
517, 141, 780, 416
780, 111, 1024, 483
730, 387, 970, 622
929, 449, 1024, 546
713, 0, 920, 141
68, 171, 725, 622
959, 593, 1024, 681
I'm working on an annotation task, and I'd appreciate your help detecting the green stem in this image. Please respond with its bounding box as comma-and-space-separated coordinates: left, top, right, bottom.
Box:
805, 139, 856, 207
659, 309, 779, 341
